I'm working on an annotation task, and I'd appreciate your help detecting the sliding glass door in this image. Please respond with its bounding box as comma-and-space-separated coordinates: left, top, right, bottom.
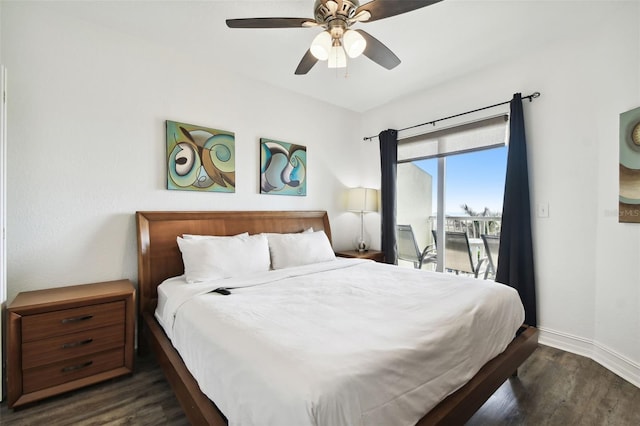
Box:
396, 115, 508, 276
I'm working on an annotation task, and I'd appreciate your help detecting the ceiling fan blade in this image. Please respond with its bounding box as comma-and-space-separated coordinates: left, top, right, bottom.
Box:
356, 30, 400, 70
226, 17, 316, 29
295, 49, 319, 75
356, 0, 442, 23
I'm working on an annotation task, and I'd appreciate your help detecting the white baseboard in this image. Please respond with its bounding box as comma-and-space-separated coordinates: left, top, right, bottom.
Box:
538, 327, 640, 389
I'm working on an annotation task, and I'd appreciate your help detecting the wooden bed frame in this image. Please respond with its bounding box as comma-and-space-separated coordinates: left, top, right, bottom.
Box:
136, 210, 538, 426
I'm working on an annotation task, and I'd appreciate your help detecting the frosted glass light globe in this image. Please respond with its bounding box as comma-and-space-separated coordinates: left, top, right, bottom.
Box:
343, 29, 366, 58
310, 31, 332, 60
328, 45, 347, 68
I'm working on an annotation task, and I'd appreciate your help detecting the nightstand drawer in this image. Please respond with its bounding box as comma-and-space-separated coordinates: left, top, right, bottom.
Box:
22, 301, 125, 342
23, 324, 125, 369
23, 348, 125, 393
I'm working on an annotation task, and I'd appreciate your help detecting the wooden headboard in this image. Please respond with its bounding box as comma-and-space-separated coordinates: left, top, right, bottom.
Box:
135, 210, 331, 316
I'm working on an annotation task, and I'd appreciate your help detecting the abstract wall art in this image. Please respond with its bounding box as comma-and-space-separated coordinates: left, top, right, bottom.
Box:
260, 138, 307, 196
166, 120, 235, 193
619, 106, 640, 222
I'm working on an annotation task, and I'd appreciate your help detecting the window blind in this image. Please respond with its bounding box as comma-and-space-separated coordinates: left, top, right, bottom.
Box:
397, 114, 509, 163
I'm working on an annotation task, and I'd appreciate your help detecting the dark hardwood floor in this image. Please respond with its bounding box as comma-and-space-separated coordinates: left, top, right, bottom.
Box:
1, 345, 638, 425
0, 352, 189, 426
467, 345, 640, 426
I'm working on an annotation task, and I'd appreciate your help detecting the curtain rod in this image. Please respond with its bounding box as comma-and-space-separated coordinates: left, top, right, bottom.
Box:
363, 91, 541, 141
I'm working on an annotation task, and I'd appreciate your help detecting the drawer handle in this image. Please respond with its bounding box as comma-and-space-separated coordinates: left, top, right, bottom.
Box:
61, 315, 93, 324
61, 338, 94, 349
61, 360, 93, 373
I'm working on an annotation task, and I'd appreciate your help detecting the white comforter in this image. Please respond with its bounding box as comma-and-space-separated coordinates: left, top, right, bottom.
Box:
156, 258, 524, 426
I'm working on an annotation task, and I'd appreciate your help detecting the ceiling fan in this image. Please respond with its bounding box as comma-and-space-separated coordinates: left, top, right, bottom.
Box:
226, 0, 442, 75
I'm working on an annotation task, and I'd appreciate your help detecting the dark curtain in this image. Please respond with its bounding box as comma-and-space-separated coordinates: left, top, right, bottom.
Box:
379, 129, 398, 264
496, 93, 537, 326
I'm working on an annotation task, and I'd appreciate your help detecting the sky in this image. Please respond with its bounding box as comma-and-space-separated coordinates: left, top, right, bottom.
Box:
414, 146, 507, 216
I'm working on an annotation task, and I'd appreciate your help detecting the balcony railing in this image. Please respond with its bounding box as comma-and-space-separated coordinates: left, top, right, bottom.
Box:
427, 215, 502, 239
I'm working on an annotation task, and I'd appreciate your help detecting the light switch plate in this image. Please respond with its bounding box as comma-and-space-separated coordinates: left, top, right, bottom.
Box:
537, 202, 549, 218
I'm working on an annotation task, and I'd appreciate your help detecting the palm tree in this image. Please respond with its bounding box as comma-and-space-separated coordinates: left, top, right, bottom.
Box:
460, 204, 501, 237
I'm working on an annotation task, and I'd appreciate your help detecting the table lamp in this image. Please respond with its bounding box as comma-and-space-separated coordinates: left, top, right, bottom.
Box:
347, 187, 378, 252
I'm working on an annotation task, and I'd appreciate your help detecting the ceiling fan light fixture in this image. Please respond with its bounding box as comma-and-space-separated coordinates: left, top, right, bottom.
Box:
351, 9, 371, 22
328, 44, 347, 69
227, 0, 440, 75
310, 31, 332, 60
343, 29, 366, 58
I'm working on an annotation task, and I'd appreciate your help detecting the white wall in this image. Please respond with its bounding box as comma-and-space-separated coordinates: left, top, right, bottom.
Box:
397, 163, 432, 248
361, 2, 640, 386
397, 163, 433, 270
0, 2, 366, 303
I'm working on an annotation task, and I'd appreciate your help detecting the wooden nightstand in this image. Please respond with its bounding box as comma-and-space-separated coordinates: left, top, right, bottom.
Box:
7, 279, 135, 408
336, 249, 385, 263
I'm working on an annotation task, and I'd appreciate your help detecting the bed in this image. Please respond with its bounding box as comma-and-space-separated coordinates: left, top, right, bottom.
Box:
136, 210, 538, 425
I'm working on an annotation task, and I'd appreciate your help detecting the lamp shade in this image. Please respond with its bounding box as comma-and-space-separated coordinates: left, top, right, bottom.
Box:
328, 44, 347, 69
343, 29, 366, 58
347, 187, 378, 213
310, 31, 331, 60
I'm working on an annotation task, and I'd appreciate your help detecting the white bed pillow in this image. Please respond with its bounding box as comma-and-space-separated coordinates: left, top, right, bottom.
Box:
182, 232, 248, 240
266, 230, 335, 270
177, 234, 270, 283
262, 228, 314, 238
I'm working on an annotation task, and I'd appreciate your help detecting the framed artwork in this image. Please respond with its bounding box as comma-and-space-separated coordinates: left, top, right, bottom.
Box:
166, 120, 235, 193
619, 106, 640, 222
260, 138, 307, 196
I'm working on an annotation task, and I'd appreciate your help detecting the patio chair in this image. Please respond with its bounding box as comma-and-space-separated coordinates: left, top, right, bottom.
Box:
396, 224, 437, 269
432, 230, 487, 278
481, 234, 500, 280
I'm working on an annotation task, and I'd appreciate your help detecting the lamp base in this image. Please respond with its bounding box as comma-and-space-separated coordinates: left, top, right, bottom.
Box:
356, 241, 368, 252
